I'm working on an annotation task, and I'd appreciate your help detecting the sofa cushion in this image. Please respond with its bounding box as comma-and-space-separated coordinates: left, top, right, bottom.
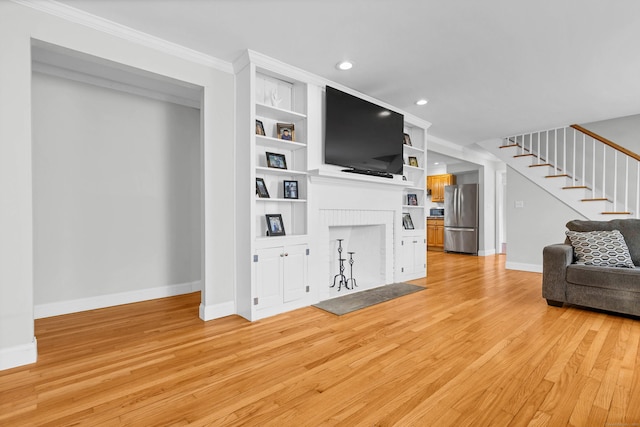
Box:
566, 219, 640, 266
566, 230, 635, 268
566, 264, 640, 293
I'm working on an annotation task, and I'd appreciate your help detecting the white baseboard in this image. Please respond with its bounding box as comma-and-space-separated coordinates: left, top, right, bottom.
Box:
0, 338, 37, 371
478, 249, 497, 256
505, 261, 542, 273
199, 301, 236, 321
34, 281, 202, 319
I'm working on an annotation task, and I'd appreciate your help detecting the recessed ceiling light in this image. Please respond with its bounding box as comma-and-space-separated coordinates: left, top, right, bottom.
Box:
336, 61, 353, 71
416, 99, 428, 106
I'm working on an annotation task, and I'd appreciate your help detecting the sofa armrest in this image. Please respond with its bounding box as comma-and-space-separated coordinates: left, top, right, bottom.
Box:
542, 244, 573, 303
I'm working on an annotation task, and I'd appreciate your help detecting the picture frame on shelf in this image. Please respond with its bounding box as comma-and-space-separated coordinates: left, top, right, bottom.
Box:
403, 133, 412, 146
283, 180, 299, 199
256, 120, 266, 136
407, 193, 418, 206
402, 213, 414, 230
256, 177, 270, 198
276, 123, 295, 141
408, 156, 419, 167
266, 152, 287, 169
265, 214, 286, 236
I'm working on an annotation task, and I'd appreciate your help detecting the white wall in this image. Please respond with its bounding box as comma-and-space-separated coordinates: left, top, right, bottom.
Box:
32, 72, 201, 311
0, 1, 235, 370
505, 166, 587, 272
582, 114, 640, 153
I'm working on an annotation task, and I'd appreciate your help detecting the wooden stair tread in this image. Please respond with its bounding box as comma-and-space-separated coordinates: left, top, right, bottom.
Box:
545, 174, 570, 178
563, 186, 589, 190
581, 198, 610, 202
602, 212, 632, 215
513, 154, 536, 158
499, 144, 520, 149
529, 163, 552, 168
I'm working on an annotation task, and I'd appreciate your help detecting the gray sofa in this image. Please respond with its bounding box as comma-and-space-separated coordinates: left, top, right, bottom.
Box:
542, 219, 640, 316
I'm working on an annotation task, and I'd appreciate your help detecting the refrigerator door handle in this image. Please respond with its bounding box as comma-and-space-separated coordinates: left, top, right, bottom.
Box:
446, 227, 475, 232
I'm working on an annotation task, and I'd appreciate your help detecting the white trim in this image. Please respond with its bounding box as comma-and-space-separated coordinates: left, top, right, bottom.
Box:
505, 261, 542, 273
32, 62, 201, 109
0, 338, 37, 371
199, 301, 236, 321
34, 281, 201, 319
12, 0, 233, 73
478, 249, 497, 256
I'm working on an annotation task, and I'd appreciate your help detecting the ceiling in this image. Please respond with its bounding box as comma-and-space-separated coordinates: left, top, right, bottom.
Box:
55, 0, 640, 146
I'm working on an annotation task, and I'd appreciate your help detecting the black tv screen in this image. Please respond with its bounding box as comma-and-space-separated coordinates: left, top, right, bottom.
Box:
325, 86, 404, 175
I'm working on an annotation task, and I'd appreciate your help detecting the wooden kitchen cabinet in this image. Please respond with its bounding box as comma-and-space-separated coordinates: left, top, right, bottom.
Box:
427, 218, 444, 250
427, 174, 456, 203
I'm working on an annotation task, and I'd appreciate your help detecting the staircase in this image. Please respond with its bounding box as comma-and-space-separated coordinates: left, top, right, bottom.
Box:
480, 125, 640, 220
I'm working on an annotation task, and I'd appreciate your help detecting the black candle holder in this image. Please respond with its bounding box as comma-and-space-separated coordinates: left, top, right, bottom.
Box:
331, 239, 349, 291
346, 251, 357, 288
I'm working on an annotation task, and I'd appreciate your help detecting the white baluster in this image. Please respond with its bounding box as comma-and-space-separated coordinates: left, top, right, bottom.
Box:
546, 130, 549, 165
591, 137, 595, 194
554, 128, 558, 175
602, 144, 606, 200
563, 127, 567, 176
571, 129, 584, 185
624, 156, 629, 213
613, 151, 617, 210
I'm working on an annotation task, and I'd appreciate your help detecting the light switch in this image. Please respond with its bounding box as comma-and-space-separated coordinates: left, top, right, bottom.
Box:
515, 200, 524, 208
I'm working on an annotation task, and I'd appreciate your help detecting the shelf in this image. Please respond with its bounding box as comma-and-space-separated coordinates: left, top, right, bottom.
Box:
404, 185, 424, 191
404, 144, 425, 154
308, 168, 408, 187
256, 103, 306, 122
254, 234, 309, 248
256, 166, 308, 177
403, 205, 424, 209
256, 197, 307, 203
403, 164, 423, 172
256, 135, 306, 151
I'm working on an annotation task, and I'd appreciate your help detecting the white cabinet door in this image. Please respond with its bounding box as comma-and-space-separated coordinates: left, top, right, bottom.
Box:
400, 237, 426, 276
255, 247, 284, 309
401, 238, 414, 274
283, 244, 308, 302
412, 239, 426, 274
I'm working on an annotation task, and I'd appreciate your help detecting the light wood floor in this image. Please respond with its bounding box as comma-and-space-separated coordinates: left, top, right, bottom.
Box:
2, 252, 640, 426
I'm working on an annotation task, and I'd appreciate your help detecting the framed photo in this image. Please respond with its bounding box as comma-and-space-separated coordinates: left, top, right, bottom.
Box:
407, 193, 418, 206
276, 123, 295, 141
256, 177, 270, 198
265, 214, 286, 236
266, 152, 287, 169
256, 120, 266, 136
408, 156, 419, 167
402, 213, 414, 230
283, 180, 299, 199
403, 133, 412, 146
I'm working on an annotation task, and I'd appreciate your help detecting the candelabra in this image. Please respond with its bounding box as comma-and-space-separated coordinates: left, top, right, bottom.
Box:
346, 251, 357, 288
331, 239, 349, 291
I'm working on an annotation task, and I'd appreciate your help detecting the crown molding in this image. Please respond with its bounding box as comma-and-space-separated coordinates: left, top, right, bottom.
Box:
11, 0, 233, 74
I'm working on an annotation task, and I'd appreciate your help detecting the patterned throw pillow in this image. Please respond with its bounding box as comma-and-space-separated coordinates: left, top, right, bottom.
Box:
566, 230, 635, 268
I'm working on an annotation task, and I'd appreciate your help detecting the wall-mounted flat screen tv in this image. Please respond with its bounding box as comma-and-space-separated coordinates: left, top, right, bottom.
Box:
324, 86, 404, 177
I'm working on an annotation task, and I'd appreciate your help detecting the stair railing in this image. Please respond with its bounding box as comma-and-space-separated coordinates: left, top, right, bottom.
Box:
506, 125, 640, 217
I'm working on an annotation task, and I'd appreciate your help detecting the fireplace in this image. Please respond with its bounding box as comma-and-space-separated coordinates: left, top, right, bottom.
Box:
319, 209, 395, 299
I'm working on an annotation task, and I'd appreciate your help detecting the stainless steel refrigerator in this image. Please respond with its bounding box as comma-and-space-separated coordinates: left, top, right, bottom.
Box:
444, 184, 479, 255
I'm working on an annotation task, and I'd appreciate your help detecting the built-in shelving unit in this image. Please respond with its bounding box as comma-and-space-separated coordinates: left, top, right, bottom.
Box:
235, 52, 312, 320
398, 120, 428, 280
